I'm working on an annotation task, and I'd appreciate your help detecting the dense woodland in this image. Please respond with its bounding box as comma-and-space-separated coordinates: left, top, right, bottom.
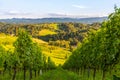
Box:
1, 7, 120, 80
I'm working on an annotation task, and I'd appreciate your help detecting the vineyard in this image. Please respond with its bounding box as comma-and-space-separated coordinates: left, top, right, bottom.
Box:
0, 7, 120, 80
63, 7, 120, 80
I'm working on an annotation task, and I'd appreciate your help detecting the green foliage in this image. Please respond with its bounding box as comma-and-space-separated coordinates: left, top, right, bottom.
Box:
13, 29, 33, 67
63, 7, 120, 80
7, 51, 20, 70
0, 32, 70, 65
47, 57, 56, 69
0, 45, 5, 71
31, 43, 43, 70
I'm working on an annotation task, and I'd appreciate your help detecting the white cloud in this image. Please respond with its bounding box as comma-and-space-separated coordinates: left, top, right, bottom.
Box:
0, 10, 37, 19
3, 11, 31, 16
72, 5, 87, 9
47, 13, 68, 17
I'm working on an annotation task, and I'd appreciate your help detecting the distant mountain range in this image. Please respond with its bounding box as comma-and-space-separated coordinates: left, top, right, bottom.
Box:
0, 17, 107, 24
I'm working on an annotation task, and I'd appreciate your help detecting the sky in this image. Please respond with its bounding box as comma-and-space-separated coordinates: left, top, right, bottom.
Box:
0, 0, 120, 19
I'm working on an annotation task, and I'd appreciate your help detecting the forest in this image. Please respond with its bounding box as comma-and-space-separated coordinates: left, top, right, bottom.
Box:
0, 7, 120, 80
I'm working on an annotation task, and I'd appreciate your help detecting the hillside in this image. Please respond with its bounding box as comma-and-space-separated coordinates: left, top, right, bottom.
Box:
0, 22, 101, 46
0, 22, 101, 65
0, 33, 71, 65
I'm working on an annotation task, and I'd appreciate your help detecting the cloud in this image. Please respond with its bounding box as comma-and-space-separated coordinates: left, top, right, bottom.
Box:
72, 5, 87, 9
5, 11, 21, 15
47, 13, 68, 17
0, 10, 37, 19
47, 12, 108, 18
47, 13, 90, 18
3, 11, 31, 16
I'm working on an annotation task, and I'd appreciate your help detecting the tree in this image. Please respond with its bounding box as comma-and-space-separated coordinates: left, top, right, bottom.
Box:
13, 29, 33, 80
43, 55, 47, 72
7, 51, 19, 80
47, 57, 56, 70
99, 6, 120, 80
32, 43, 43, 78
63, 6, 120, 80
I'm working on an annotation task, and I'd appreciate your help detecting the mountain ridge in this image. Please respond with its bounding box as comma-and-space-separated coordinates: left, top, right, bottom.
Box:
0, 17, 107, 24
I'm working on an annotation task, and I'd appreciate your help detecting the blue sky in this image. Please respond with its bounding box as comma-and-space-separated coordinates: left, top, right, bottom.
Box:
0, 0, 120, 18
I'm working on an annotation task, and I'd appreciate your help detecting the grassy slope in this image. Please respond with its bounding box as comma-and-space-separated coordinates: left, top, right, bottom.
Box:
39, 29, 57, 36
0, 33, 16, 52
33, 38, 71, 65
34, 23, 71, 65
38, 23, 58, 36
0, 33, 71, 65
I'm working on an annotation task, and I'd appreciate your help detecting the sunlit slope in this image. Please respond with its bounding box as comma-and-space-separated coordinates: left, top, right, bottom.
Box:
39, 29, 57, 36
33, 38, 71, 65
0, 33, 16, 51
0, 33, 71, 65
38, 23, 58, 36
